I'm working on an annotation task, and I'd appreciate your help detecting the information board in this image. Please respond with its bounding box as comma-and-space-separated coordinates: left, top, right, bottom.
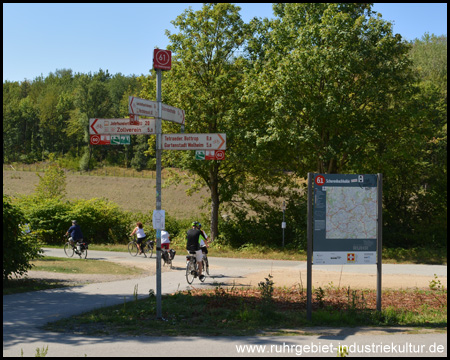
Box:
313, 174, 379, 264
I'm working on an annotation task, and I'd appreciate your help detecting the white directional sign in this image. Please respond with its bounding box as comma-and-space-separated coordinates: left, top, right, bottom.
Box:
128, 96, 185, 125
162, 134, 226, 150
89, 118, 155, 135
160, 103, 185, 125
128, 97, 158, 118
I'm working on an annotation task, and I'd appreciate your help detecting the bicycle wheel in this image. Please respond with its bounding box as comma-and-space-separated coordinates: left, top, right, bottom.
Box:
64, 242, 74, 257
186, 260, 196, 284
144, 241, 153, 258
128, 241, 138, 256
200, 260, 206, 282
204, 255, 210, 275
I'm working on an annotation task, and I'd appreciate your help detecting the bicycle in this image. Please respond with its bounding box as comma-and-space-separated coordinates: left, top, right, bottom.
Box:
128, 235, 154, 258
186, 253, 206, 284
202, 251, 210, 276
64, 236, 88, 259
162, 248, 176, 269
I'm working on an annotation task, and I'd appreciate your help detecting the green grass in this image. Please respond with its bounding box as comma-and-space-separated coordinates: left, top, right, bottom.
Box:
42, 284, 447, 336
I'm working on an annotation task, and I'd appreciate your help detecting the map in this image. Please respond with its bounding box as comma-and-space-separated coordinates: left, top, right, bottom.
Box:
325, 187, 377, 239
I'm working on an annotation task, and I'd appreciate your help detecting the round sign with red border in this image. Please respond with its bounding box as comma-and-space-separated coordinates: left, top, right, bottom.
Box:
215, 150, 225, 160
315, 175, 325, 186
90, 135, 100, 145
153, 49, 171, 70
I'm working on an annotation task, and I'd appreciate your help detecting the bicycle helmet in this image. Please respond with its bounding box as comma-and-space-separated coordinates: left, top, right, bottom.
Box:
191, 221, 197, 227
72, 220, 77, 224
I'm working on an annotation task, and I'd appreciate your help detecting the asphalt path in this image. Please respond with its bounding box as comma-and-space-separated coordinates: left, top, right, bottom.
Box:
3, 249, 447, 357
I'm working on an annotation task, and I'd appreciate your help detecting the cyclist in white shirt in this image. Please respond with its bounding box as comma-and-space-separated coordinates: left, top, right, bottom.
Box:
130, 222, 146, 255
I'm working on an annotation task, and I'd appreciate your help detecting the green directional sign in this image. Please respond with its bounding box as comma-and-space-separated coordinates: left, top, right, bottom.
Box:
111, 135, 120, 145
110, 135, 130, 145
120, 135, 130, 145
195, 150, 205, 160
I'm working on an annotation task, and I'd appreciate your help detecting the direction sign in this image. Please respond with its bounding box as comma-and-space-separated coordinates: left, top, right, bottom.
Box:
128, 97, 158, 118
162, 134, 226, 150
128, 96, 185, 125
161, 103, 185, 125
89, 118, 155, 135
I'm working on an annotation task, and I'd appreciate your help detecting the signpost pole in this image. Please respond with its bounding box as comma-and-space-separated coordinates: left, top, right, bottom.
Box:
307, 173, 313, 321
155, 69, 162, 320
376, 173, 383, 312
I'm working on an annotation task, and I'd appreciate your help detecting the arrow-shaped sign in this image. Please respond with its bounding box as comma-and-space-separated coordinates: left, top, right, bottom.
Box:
162, 133, 226, 150
128, 96, 185, 125
89, 118, 155, 135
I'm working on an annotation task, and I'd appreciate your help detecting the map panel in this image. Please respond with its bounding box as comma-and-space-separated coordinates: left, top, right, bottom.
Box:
325, 187, 377, 239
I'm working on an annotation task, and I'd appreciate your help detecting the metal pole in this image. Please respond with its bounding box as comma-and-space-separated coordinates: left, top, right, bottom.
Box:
282, 201, 285, 248
376, 173, 383, 312
306, 173, 313, 321
156, 69, 162, 319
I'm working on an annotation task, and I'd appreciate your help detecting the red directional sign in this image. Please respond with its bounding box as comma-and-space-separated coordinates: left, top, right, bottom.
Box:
153, 49, 171, 70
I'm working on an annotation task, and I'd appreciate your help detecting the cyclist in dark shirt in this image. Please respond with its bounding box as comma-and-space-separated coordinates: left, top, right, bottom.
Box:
186, 222, 206, 280
66, 220, 83, 242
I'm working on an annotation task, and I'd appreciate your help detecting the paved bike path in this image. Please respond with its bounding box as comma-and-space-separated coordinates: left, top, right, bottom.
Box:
3, 249, 447, 357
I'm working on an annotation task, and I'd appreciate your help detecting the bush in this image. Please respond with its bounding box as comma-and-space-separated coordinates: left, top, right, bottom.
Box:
66, 198, 131, 244
15, 196, 131, 245
3, 195, 43, 280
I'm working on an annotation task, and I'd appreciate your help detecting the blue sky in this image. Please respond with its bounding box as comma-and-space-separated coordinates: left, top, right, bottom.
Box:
3, 3, 447, 83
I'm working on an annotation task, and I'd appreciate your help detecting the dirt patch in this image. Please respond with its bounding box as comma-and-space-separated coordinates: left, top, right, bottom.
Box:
228, 269, 447, 290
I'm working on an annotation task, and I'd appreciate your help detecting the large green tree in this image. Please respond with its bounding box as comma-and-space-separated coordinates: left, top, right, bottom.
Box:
243, 3, 414, 175
159, 3, 253, 240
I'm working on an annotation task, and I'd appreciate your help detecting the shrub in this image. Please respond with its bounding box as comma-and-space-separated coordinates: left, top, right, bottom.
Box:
3, 195, 43, 280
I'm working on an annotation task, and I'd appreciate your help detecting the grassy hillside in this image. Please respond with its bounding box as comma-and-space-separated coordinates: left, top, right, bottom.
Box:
3, 170, 209, 219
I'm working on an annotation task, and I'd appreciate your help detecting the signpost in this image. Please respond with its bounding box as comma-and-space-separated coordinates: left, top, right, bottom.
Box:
128, 96, 185, 125
89, 118, 155, 135
162, 134, 226, 150
91, 48, 226, 321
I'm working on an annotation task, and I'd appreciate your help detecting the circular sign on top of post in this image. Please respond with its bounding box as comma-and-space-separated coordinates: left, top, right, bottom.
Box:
153, 49, 171, 71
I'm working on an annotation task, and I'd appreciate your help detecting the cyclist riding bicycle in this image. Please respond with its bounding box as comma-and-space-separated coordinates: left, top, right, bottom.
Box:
160, 228, 176, 263
197, 223, 209, 255
130, 222, 146, 255
186, 221, 206, 281
65, 220, 85, 250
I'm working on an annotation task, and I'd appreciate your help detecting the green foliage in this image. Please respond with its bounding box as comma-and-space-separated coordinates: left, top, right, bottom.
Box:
15, 196, 131, 245
66, 198, 131, 244
3, 195, 43, 280
34, 156, 67, 200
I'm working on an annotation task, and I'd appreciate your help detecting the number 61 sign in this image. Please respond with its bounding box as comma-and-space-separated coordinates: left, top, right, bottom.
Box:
153, 49, 171, 71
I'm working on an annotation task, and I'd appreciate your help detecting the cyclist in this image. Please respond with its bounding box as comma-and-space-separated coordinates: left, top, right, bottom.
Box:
65, 220, 84, 250
160, 228, 176, 262
198, 223, 209, 255
130, 222, 146, 255
186, 221, 206, 281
